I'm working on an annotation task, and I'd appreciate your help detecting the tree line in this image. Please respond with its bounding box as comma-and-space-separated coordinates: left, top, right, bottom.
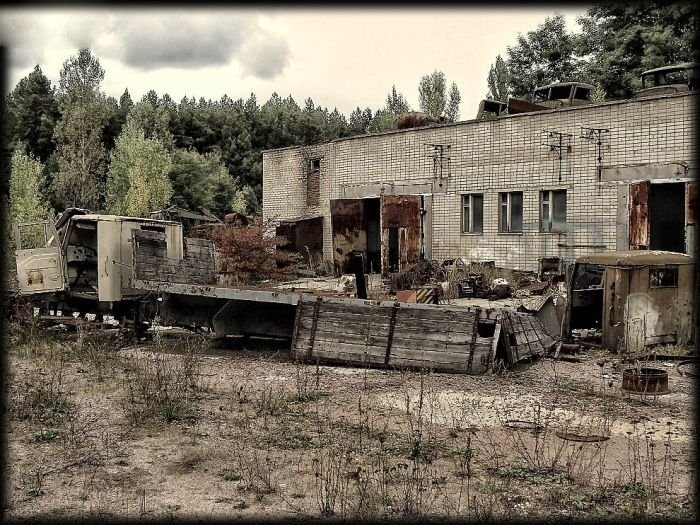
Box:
5, 3, 696, 235
5, 49, 461, 229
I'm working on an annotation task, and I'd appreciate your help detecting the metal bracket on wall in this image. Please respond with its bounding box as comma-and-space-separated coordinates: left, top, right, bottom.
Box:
424, 143, 451, 189
580, 127, 610, 182
541, 130, 573, 182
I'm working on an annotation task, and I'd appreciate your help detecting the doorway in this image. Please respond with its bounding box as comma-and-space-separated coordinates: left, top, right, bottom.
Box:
649, 183, 685, 252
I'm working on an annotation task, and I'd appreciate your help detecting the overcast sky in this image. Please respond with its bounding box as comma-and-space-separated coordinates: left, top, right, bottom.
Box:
0, 7, 589, 119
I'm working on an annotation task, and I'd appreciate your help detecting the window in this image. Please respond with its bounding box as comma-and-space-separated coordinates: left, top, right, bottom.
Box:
540, 190, 567, 232
499, 192, 523, 233
310, 158, 321, 173
650, 266, 678, 288
461, 194, 483, 234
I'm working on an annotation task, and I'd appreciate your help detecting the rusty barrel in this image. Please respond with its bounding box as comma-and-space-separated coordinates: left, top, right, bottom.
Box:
622, 367, 670, 395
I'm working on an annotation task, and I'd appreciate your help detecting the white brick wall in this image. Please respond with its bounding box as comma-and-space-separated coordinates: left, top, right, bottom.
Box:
263, 92, 697, 272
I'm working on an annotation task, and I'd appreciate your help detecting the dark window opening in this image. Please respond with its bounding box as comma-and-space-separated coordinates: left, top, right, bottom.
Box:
650, 266, 678, 288
310, 158, 321, 172
141, 225, 166, 232
549, 85, 573, 100
573, 87, 591, 100
388, 228, 399, 274
649, 182, 685, 252
572, 264, 604, 290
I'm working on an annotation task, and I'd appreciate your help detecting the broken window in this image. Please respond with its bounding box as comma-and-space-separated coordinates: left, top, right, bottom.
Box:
499, 192, 523, 233
572, 264, 604, 290
540, 189, 567, 232
461, 193, 483, 234
650, 266, 678, 288
573, 87, 591, 101
307, 158, 321, 207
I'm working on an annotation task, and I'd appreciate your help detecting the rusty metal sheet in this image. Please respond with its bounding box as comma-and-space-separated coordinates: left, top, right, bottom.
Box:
629, 181, 650, 250
686, 181, 697, 225
330, 199, 366, 274
380, 195, 421, 228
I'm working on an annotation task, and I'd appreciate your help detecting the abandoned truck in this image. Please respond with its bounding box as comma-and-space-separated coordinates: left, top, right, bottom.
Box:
563, 250, 695, 353
12, 211, 555, 374
12, 210, 194, 331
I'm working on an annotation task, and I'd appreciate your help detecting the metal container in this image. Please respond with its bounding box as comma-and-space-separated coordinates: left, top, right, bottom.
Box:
622, 367, 670, 395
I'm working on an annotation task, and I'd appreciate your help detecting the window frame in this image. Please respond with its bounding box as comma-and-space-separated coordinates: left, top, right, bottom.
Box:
461, 193, 483, 235
309, 158, 321, 173
649, 266, 679, 288
498, 191, 523, 234
540, 189, 567, 233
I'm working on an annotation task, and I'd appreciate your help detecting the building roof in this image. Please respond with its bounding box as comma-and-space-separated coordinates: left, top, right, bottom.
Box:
641, 62, 698, 75
535, 81, 595, 90
575, 250, 694, 266
74, 214, 182, 226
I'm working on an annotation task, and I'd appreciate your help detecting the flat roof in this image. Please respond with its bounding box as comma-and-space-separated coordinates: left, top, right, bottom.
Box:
575, 250, 694, 266
642, 62, 698, 75
535, 81, 595, 90
261, 91, 698, 154
75, 214, 182, 226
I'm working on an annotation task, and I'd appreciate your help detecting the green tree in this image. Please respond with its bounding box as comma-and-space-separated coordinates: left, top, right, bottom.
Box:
6, 65, 60, 163
127, 90, 175, 149
8, 149, 53, 249
418, 71, 461, 121
506, 13, 583, 100
52, 48, 108, 211
348, 107, 373, 135
577, 2, 698, 100
106, 120, 173, 216
167, 148, 239, 218
102, 89, 133, 152
487, 54, 511, 101
386, 85, 410, 115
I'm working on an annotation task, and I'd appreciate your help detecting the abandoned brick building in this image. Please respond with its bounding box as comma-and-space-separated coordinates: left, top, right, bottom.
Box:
262, 91, 696, 274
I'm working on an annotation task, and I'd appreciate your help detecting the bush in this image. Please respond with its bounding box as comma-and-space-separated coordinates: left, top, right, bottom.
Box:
205, 219, 301, 284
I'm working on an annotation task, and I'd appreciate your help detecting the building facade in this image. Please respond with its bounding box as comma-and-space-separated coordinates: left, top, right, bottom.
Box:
262, 92, 696, 274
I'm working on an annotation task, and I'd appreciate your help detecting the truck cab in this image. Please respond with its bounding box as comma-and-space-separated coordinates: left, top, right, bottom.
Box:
635, 62, 698, 98
14, 213, 183, 319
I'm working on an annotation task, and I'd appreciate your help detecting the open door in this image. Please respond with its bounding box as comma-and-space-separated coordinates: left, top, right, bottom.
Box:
380, 195, 421, 276
14, 220, 66, 294
629, 181, 650, 250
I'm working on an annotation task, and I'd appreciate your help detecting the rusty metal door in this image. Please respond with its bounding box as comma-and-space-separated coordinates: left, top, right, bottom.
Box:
629, 181, 650, 250
13, 220, 66, 295
330, 199, 366, 274
380, 195, 421, 275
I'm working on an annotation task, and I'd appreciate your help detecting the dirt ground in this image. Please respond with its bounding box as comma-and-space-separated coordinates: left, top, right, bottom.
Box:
4, 321, 696, 521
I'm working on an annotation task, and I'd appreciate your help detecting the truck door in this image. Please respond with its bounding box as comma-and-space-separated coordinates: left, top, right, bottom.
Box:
14, 220, 66, 294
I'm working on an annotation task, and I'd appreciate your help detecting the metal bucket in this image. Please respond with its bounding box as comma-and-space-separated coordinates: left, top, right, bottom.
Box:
622, 367, 670, 395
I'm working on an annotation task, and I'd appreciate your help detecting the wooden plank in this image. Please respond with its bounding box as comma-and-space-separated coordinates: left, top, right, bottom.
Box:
487, 318, 502, 372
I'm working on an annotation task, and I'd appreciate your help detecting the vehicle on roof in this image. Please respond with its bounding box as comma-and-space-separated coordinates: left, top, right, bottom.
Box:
635, 62, 698, 98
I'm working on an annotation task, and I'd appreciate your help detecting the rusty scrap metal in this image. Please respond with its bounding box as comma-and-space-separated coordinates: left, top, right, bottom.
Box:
621, 367, 671, 395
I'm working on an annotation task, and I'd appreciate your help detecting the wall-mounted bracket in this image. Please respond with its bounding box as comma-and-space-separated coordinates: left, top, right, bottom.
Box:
540, 130, 573, 182
580, 126, 610, 181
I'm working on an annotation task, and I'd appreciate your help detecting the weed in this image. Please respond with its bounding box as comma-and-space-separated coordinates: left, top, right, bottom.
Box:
312, 446, 350, 516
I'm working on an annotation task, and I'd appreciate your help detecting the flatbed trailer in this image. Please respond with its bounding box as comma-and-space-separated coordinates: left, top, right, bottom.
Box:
12, 215, 556, 374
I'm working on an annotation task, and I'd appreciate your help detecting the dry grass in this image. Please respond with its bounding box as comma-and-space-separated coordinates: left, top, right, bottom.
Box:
5, 322, 695, 520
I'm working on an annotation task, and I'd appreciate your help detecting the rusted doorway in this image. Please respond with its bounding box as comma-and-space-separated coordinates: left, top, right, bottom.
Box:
330, 198, 380, 274
380, 195, 421, 276
649, 182, 685, 252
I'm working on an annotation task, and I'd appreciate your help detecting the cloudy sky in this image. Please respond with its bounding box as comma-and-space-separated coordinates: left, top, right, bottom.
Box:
0, 7, 589, 119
